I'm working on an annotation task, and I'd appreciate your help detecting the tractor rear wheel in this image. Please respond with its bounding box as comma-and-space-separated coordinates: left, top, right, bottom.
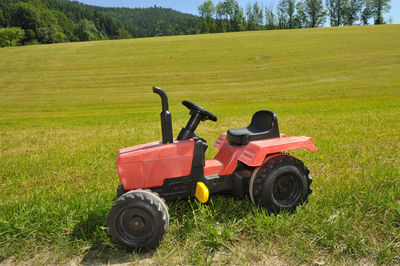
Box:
249, 154, 312, 213
107, 189, 169, 251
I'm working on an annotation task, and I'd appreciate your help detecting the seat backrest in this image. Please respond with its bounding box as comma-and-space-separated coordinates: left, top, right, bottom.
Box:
248, 110, 276, 133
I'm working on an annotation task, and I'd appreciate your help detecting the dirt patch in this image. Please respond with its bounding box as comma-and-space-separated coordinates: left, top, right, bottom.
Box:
1, 251, 156, 266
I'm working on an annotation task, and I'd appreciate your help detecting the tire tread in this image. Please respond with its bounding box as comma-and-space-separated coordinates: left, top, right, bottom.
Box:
107, 189, 169, 251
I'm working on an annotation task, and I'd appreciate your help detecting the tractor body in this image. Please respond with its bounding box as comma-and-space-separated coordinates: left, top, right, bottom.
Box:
117, 133, 316, 200
107, 87, 317, 251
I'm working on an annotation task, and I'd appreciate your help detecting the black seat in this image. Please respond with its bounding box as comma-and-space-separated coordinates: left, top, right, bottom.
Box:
227, 110, 280, 145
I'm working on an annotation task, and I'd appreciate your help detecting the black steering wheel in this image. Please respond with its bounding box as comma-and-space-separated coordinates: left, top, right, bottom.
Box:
182, 100, 217, 122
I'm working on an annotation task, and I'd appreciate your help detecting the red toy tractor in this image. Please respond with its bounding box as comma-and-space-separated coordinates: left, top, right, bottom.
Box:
107, 87, 317, 250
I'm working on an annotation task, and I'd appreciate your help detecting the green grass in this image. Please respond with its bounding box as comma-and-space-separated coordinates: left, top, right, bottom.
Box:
1, 25, 399, 264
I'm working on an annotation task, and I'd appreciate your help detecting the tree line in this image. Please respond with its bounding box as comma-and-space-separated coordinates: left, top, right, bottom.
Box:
0, 0, 201, 47
0, 0, 128, 46
198, 0, 392, 33
0, 0, 392, 47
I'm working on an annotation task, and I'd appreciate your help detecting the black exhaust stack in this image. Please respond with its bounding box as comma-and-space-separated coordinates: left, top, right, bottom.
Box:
153, 86, 173, 144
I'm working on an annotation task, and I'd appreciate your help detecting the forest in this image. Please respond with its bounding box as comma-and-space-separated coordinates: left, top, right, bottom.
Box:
0, 0, 392, 47
0, 0, 201, 46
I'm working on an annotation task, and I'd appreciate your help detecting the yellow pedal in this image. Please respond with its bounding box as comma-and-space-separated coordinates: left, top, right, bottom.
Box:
195, 182, 209, 203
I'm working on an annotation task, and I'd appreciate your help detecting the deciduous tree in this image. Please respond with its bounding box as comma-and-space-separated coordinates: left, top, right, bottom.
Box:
326, 0, 363, 26
326, 0, 344, 26
343, 0, 363, 25
116, 28, 132, 39
231, 1, 245, 31
198, 0, 216, 33
0, 27, 24, 47
302, 0, 326, 27
246, 2, 263, 30
265, 4, 277, 30
216, 2, 227, 31
74, 19, 98, 41
369, 0, 391, 24
294, 2, 308, 28
361, 0, 372, 24
54, 31, 67, 43
278, 0, 296, 29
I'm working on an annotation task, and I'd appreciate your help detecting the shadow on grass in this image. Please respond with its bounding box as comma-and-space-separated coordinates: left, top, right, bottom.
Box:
71, 209, 154, 264
69, 195, 258, 264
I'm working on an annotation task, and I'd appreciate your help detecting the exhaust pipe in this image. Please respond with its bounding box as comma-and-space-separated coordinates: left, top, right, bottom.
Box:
153, 86, 173, 144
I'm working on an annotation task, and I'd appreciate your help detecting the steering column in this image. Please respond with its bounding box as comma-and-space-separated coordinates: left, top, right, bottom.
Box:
177, 100, 217, 140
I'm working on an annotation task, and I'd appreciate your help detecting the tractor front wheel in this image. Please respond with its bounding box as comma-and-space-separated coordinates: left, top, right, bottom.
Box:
249, 154, 312, 213
107, 189, 169, 251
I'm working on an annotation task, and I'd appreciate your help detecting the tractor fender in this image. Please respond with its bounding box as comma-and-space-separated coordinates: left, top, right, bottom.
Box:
237, 135, 317, 167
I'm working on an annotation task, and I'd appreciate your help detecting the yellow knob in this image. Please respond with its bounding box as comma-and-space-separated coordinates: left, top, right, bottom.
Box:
195, 182, 209, 203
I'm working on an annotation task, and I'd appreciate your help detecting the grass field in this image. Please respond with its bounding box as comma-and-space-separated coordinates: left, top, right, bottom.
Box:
0, 25, 399, 264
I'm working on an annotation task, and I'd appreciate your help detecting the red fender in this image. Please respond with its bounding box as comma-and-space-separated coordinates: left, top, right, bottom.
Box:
237, 135, 317, 166
208, 133, 317, 176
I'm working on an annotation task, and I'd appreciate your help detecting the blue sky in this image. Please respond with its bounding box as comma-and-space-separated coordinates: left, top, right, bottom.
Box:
78, 0, 400, 24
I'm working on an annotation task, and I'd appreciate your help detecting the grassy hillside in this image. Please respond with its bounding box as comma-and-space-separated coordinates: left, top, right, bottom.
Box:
0, 25, 399, 264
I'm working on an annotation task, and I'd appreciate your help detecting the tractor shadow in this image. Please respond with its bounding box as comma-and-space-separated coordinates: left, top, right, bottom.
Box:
70, 195, 259, 264
71, 210, 155, 264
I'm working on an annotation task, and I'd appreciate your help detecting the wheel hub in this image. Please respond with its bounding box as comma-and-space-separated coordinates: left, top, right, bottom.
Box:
132, 216, 145, 229
273, 174, 300, 205
118, 207, 155, 243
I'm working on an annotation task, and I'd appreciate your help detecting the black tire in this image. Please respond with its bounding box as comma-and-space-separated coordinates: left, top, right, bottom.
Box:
249, 154, 312, 213
107, 189, 169, 251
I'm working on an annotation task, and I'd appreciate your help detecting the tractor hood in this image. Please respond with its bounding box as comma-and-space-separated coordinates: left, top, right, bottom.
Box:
117, 139, 195, 190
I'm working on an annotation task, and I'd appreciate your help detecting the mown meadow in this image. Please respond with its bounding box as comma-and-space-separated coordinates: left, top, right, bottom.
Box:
0, 25, 399, 264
